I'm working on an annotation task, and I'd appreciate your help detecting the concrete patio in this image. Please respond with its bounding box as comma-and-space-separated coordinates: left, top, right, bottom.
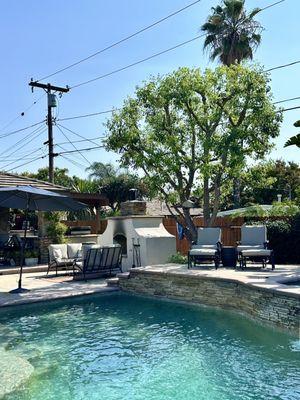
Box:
0, 270, 118, 308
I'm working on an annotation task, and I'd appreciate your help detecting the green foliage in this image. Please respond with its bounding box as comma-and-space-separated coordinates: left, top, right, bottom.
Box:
105, 65, 281, 240
22, 167, 75, 188
24, 249, 39, 258
266, 218, 300, 264
201, 0, 262, 66
45, 212, 67, 244
219, 159, 300, 209
168, 252, 188, 264
245, 216, 300, 264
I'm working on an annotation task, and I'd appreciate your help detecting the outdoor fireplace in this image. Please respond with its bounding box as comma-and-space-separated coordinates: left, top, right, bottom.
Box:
100, 201, 176, 271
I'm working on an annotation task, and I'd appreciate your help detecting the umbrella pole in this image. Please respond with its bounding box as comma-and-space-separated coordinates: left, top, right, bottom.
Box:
17, 206, 28, 289
10, 197, 30, 293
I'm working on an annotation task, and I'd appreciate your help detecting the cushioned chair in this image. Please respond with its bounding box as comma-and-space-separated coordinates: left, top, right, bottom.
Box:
47, 243, 82, 276
237, 225, 275, 270
188, 227, 222, 269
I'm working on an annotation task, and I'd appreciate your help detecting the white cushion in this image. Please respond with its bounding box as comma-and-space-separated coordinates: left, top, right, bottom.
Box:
241, 249, 272, 257
49, 244, 68, 261
192, 244, 217, 250
237, 245, 264, 253
189, 248, 217, 256
53, 248, 63, 260
67, 243, 82, 259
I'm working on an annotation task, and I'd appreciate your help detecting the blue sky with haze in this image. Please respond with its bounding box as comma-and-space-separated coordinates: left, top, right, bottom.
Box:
0, 0, 299, 177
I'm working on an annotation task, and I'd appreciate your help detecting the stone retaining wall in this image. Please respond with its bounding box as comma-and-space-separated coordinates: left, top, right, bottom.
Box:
119, 269, 300, 332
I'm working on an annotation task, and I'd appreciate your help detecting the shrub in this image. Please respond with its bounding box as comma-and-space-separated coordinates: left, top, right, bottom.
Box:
45, 212, 67, 244
266, 217, 300, 264
168, 252, 187, 264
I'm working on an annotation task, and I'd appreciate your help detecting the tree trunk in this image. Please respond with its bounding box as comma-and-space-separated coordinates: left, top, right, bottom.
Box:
203, 176, 210, 226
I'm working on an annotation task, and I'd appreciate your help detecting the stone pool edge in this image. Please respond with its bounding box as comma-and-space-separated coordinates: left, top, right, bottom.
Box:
118, 267, 300, 333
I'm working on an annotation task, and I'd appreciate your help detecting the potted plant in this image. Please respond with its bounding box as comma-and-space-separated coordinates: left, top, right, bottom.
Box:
24, 250, 39, 266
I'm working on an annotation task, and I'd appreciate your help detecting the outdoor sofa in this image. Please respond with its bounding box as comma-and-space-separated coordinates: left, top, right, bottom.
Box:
73, 245, 122, 280
237, 225, 275, 270
188, 227, 222, 269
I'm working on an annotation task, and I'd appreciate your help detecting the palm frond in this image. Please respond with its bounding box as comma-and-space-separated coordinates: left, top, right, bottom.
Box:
284, 134, 300, 148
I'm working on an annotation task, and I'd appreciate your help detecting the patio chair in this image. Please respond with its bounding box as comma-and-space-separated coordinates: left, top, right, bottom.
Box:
47, 243, 82, 276
188, 227, 222, 269
237, 225, 275, 270
73, 245, 122, 280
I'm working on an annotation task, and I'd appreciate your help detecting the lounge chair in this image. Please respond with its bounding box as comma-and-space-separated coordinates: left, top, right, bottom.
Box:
237, 225, 275, 270
73, 245, 122, 280
188, 227, 222, 269
47, 243, 82, 275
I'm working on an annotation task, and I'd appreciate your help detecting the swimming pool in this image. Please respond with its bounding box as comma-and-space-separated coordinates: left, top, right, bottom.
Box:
0, 293, 299, 400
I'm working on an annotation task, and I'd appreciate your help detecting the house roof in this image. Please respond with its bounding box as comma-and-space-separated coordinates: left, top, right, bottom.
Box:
146, 199, 203, 217
0, 172, 67, 191
0, 172, 108, 207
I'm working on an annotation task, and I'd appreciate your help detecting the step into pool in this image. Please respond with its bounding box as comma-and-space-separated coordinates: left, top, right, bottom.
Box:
0, 293, 299, 400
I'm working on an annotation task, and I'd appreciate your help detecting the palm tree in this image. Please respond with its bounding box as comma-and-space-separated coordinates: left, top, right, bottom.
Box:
285, 120, 300, 148
201, 0, 262, 66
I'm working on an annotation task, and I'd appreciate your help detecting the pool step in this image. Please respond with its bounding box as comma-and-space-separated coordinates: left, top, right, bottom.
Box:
106, 277, 120, 287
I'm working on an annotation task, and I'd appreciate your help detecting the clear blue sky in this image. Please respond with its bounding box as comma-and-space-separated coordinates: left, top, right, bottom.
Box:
0, 0, 299, 178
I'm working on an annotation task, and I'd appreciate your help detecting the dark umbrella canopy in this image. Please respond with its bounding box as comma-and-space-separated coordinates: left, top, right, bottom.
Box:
0, 185, 87, 293
0, 186, 87, 211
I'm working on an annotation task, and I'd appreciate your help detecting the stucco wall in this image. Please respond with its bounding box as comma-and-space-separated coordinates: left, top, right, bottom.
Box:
119, 269, 300, 332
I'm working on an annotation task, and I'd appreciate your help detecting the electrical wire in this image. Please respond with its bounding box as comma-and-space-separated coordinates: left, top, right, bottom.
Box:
5, 155, 46, 172
0, 93, 46, 133
35, 0, 202, 82
56, 146, 104, 156
70, 34, 205, 89
57, 109, 115, 121
273, 96, 300, 105
56, 124, 92, 166
266, 60, 300, 72
259, 0, 285, 12
0, 120, 45, 139
55, 136, 105, 146
0, 125, 46, 158
56, 123, 103, 147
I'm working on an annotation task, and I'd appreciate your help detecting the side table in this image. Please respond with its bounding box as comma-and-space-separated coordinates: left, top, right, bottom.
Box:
221, 246, 237, 268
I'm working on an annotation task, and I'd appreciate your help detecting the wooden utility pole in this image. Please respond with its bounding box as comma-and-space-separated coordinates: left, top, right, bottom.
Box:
29, 81, 69, 183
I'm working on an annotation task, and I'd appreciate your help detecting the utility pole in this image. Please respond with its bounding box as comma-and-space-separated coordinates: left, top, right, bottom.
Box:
29, 81, 69, 183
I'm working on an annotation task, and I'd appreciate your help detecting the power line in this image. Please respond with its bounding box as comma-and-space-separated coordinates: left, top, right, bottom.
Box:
70, 35, 205, 89
0, 93, 46, 133
55, 136, 105, 146
5, 155, 46, 172
56, 146, 104, 156
259, 0, 285, 12
281, 105, 300, 112
57, 109, 115, 121
266, 60, 300, 72
35, 0, 202, 82
0, 125, 46, 159
56, 124, 92, 166
0, 120, 45, 139
273, 96, 300, 105
56, 123, 103, 147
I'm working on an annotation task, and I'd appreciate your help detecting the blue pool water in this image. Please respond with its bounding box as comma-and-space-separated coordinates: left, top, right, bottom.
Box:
0, 293, 299, 400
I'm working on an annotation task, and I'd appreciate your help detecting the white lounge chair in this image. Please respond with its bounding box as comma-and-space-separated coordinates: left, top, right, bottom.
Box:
237, 225, 275, 270
188, 227, 222, 269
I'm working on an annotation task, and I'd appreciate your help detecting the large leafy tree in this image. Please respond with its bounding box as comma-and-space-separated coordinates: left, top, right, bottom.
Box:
201, 0, 262, 66
105, 66, 281, 242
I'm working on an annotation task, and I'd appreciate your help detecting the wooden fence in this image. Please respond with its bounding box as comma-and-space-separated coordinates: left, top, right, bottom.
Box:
64, 216, 245, 255
163, 217, 244, 255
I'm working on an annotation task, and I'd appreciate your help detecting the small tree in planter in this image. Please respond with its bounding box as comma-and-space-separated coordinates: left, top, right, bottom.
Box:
24, 250, 39, 266
45, 212, 67, 244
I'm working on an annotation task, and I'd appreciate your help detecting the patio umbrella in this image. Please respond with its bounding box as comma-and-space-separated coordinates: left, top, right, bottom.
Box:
0, 185, 87, 293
